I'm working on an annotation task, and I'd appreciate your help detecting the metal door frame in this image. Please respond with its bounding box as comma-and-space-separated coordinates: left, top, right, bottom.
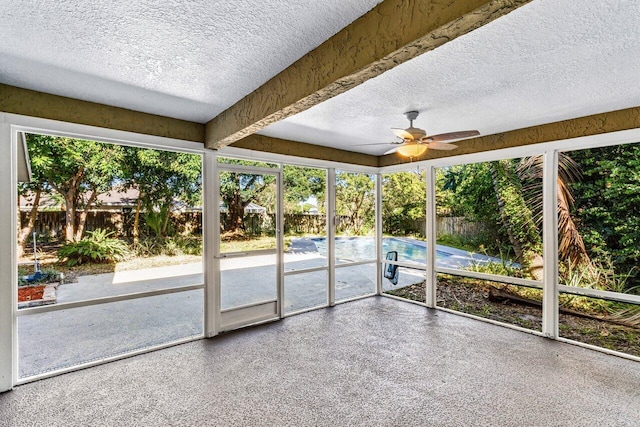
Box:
213, 160, 284, 333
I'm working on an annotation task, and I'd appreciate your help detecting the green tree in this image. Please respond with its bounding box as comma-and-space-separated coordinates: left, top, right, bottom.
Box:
517, 153, 590, 266
17, 160, 48, 258
489, 159, 543, 279
283, 166, 326, 213
335, 171, 375, 235
439, 163, 502, 241
382, 171, 425, 235
122, 147, 202, 240
569, 143, 640, 289
220, 170, 275, 234
26, 134, 123, 242
440, 160, 542, 276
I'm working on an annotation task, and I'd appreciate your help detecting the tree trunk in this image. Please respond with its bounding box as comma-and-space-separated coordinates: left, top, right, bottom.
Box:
161, 206, 170, 236
64, 194, 76, 242
490, 160, 544, 280
224, 190, 246, 234
17, 189, 42, 259
231, 194, 245, 232
54, 167, 85, 242
133, 197, 142, 246
75, 190, 97, 241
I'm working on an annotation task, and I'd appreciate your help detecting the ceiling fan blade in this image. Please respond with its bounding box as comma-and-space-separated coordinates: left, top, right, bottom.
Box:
383, 147, 399, 155
429, 130, 480, 142
427, 141, 458, 151
391, 128, 414, 140
353, 140, 404, 147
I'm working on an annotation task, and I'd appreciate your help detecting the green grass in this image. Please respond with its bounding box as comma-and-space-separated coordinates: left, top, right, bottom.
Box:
219, 236, 293, 253
436, 233, 482, 253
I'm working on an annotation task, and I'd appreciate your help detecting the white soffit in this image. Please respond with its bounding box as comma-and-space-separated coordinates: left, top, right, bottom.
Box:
259, 0, 640, 156
0, 0, 381, 123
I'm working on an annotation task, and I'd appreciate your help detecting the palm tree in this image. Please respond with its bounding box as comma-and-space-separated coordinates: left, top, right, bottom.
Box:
489, 159, 543, 279
516, 153, 591, 266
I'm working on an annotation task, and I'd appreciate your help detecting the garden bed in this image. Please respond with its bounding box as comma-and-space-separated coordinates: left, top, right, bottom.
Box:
18, 283, 57, 309
18, 285, 45, 301
385, 276, 640, 357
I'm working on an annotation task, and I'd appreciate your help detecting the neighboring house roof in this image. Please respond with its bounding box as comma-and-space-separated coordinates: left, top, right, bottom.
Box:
98, 188, 140, 207
244, 202, 267, 214
19, 188, 140, 211
219, 201, 267, 214
19, 188, 200, 212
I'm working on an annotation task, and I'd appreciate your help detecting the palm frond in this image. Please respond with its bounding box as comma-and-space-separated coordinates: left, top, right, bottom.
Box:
516, 153, 590, 265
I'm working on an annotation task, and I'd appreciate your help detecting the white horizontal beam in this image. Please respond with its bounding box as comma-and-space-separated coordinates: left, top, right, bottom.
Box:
16, 284, 204, 317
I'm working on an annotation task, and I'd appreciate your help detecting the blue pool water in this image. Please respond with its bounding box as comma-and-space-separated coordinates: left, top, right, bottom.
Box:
311, 237, 450, 264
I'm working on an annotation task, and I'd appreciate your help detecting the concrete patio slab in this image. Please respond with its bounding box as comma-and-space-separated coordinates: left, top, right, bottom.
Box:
5, 298, 640, 426
16, 238, 506, 379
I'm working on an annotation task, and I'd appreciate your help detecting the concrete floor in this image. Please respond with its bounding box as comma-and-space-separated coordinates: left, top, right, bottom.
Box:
3, 297, 640, 426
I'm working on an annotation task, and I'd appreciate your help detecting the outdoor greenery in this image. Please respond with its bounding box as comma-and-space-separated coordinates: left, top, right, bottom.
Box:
58, 229, 129, 266
122, 148, 202, 243
335, 171, 375, 235
16, 134, 640, 355
382, 171, 425, 236
18, 134, 640, 298
22, 134, 204, 265
568, 144, 640, 290
25, 134, 124, 243
283, 165, 326, 214
132, 236, 202, 257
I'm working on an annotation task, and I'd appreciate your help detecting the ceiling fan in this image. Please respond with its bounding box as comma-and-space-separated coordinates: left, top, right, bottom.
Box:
361, 111, 480, 157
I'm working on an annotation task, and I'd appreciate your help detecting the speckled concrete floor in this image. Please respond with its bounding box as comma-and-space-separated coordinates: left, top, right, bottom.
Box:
2, 297, 639, 426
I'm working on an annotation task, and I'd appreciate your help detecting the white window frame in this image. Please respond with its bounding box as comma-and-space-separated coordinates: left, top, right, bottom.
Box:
378, 127, 640, 361
0, 113, 210, 390
5, 111, 640, 391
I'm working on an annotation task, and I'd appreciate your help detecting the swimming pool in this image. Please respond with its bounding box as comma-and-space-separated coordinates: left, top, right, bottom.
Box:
308, 236, 511, 269
311, 236, 450, 265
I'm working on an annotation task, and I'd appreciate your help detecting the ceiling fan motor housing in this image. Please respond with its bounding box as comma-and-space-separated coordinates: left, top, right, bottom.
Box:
406, 127, 426, 140
403, 111, 426, 140
404, 111, 420, 121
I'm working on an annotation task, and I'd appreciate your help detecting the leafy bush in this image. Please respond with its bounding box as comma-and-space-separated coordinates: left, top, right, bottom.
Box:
467, 259, 524, 279
437, 233, 493, 255
465, 245, 523, 277
558, 258, 639, 314
133, 236, 202, 257
559, 258, 637, 294
58, 229, 129, 266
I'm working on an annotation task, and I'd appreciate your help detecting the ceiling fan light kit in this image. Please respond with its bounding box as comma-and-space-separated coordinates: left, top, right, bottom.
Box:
389, 111, 480, 157
354, 111, 480, 157
396, 142, 427, 157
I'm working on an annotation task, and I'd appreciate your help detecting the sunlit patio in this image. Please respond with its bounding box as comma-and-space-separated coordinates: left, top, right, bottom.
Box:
3, 298, 639, 426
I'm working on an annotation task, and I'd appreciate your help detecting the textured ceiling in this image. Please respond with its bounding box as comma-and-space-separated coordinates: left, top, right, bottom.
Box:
259, 0, 640, 156
0, 0, 381, 122
3, 0, 640, 156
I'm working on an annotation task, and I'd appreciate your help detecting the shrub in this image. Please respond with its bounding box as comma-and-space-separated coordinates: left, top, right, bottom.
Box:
58, 229, 129, 266
558, 258, 638, 315
466, 259, 524, 279
133, 236, 202, 257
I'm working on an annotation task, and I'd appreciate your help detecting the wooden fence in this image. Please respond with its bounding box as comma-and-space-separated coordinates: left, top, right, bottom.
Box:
20, 211, 202, 240
397, 216, 481, 238
20, 211, 480, 240
436, 216, 481, 238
